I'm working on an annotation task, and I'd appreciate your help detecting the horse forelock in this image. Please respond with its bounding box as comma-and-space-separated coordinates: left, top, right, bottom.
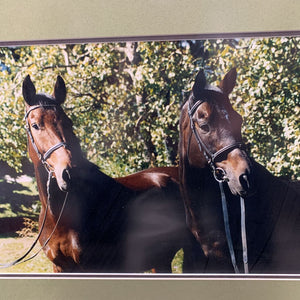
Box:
28, 93, 71, 123
185, 84, 224, 107
194, 86, 236, 120
34, 93, 57, 105
205, 84, 223, 94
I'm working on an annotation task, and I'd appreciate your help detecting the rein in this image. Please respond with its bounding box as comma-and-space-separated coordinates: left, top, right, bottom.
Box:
0, 105, 69, 269
187, 95, 249, 274
0, 172, 68, 269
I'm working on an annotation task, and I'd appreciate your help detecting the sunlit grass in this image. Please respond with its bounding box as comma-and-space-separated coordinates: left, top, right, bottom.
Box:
0, 174, 51, 273
12, 175, 39, 196
0, 174, 39, 218
0, 235, 53, 273
0, 235, 183, 274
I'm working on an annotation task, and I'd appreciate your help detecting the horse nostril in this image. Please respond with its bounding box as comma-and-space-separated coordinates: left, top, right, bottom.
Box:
62, 168, 71, 184
239, 173, 250, 191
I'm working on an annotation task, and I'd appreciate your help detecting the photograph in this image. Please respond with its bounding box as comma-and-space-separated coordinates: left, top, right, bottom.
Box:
0, 36, 299, 275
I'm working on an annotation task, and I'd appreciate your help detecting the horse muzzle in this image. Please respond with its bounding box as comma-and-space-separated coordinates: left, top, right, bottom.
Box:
228, 169, 256, 198
56, 167, 72, 192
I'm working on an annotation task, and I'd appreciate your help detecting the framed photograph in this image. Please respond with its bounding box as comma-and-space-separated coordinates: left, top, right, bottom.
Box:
0, 1, 299, 299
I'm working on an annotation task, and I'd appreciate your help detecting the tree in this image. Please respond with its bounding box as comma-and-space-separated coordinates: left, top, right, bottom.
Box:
0, 38, 298, 179
204, 37, 299, 179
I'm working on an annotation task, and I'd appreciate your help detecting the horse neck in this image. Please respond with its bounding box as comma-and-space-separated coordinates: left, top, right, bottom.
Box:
69, 160, 129, 216
246, 159, 286, 220
34, 157, 128, 233
79, 156, 129, 194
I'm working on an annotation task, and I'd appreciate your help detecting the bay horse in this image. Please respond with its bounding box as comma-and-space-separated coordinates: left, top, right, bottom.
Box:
179, 68, 300, 274
21, 75, 202, 273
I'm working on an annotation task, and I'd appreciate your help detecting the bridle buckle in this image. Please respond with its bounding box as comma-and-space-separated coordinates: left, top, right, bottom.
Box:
213, 167, 229, 183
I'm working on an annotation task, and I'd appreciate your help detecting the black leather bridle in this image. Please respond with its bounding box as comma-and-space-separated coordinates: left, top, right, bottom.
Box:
24, 104, 67, 172
188, 96, 244, 182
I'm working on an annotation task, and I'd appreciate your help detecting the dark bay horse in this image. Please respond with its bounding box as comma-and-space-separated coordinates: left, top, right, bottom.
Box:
22, 75, 201, 273
179, 68, 300, 273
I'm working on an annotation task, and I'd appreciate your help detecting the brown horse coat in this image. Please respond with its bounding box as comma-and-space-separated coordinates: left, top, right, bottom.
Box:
22, 75, 202, 273
179, 69, 300, 273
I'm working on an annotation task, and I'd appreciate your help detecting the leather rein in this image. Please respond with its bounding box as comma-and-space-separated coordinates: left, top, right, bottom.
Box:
0, 104, 68, 269
187, 95, 249, 274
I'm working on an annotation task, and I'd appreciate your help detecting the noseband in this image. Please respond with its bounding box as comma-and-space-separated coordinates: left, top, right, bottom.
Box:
188, 96, 243, 182
24, 104, 67, 172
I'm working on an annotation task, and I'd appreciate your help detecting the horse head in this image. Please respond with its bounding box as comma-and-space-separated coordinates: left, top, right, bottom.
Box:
181, 68, 254, 197
23, 75, 82, 192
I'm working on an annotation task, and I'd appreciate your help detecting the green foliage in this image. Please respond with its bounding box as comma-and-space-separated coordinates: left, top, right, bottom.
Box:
0, 38, 298, 179
204, 37, 299, 179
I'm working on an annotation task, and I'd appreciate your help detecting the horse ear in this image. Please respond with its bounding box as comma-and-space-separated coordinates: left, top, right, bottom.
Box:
219, 68, 237, 95
22, 75, 36, 106
192, 69, 207, 99
53, 75, 66, 104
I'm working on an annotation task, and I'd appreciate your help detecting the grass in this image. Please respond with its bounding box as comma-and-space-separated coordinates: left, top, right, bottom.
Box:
0, 235, 53, 273
0, 172, 52, 273
0, 235, 183, 274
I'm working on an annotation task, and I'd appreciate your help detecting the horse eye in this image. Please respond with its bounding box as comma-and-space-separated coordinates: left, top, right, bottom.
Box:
31, 123, 40, 130
199, 124, 210, 133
